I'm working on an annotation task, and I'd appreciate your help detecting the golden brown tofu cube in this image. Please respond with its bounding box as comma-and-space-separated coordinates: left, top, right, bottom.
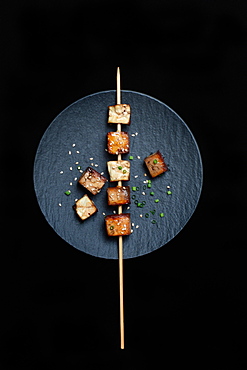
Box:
107, 186, 131, 206
144, 151, 168, 178
107, 131, 130, 155
107, 160, 130, 182
105, 213, 131, 236
73, 194, 98, 221
108, 104, 131, 125
79, 167, 107, 195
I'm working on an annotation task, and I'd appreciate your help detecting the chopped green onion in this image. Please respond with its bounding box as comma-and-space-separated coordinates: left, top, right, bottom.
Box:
132, 195, 136, 199
153, 159, 158, 164
147, 183, 152, 188
143, 185, 146, 190
167, 191, 172, 195
151, 219, 157, 224
136, 186, 140, 191
150, 191, 154, 196
134, 200, 138, 205
150, 210, 156, 215
147, 180, 152, 183
118, 166, 122, 170
154, 199, 160, 203
145, 213, 150, 218
123, 169, 127, 173
160, 213, 164, 217
110, 225, 114, 230
64, 190, 71, 196
142, 201, 146, 205
129, 155, 134, 160
132, 186, 137, 191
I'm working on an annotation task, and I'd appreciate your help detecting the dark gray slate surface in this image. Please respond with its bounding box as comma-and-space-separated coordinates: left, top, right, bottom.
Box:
34, 90, 202, 258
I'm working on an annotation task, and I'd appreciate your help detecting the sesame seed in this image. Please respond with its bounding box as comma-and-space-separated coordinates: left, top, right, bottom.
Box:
144, 173, 147, 177
74, 177, 77, 181
72, 143, 76, 147
135, 132, 138, 135
60, 171, 64, 174
131, 223, 135, 226
131, 133, 135, 137
90, 157, 93, 160
102, 212, 106, 216
95, 164, 98, 167
137, 156, 141, 159
76, 150, 80, 154
113, 210, 116, 214
91, 163, 94, 166
68, 151, 71, 155
58, 203, 62, 207
74, 198, 78, 202
80, 170, 83, 173
75, 161, 79, 164
142, 192, 146, 195
70, 167, 73, 171
140, 214, 143, 217
101, 172, 104, 175
70, 182, 73, 186
131, 229, 134, 233
134, 175, 138, 178
136, 225, 139, 228
127, 206, 130, 209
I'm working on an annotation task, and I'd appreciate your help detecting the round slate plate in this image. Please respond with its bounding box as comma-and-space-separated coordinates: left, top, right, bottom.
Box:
33, 90, 203, 259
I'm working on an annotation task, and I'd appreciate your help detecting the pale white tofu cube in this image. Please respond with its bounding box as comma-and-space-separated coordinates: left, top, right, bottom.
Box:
107, 160, 130, 182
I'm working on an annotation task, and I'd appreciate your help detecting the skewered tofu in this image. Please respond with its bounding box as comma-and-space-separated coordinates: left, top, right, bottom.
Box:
79, 167, 107, 195
105, 213, 131, 236
107, 186, 130, 206
107, 160, 130, 182
144, 151, 168, 178
108, 104, 131, 125
107, 131, 130, 155
73, 194, 98, 221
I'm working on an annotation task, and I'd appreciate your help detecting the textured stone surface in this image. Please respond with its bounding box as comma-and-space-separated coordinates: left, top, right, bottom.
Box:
34, 90, 203, 259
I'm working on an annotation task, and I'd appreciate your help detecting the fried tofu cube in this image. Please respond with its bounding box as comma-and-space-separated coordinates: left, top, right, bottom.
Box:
107, 131, 130, 155
108, 104, 131, 125
73, 194, 98, 221
107, 186, 131, 206
107, 160, 130, 182
144, 151, 168, 178
105, 213, 131, 236
78, 167, 107, 195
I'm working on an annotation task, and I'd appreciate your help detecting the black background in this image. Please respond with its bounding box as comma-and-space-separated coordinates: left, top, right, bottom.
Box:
1, 0, 246, 368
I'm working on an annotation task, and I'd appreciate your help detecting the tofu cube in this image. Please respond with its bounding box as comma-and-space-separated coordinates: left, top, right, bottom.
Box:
108, 104, 131, 125
107, 186, 131, 206
73, 194, 98, 221
144, 151, 168, 178
105, 213, 131, 236
107, 160, 130, 182
107, 131, 130, 155
79, 167, 107, 195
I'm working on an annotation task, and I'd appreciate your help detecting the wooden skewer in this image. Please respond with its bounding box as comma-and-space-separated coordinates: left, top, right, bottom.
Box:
116, 67, 124, 349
